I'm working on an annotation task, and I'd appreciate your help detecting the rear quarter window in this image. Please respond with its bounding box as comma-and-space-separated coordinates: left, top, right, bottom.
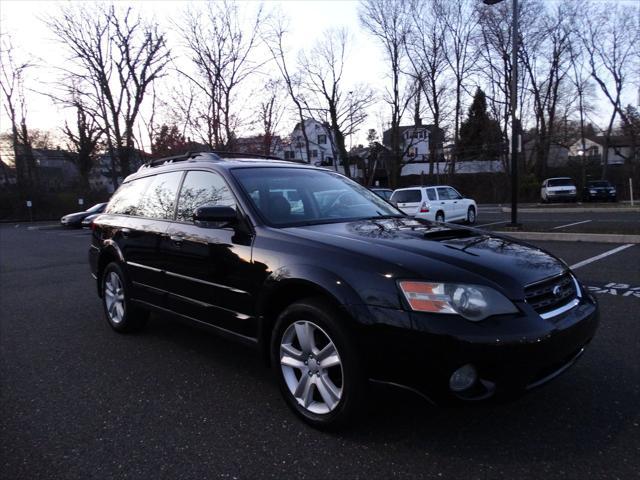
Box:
390, 189, 422, 203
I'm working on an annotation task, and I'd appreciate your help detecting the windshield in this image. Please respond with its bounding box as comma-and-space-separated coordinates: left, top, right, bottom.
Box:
86, 203, 106, 213
548, 179, 574, 187
232, 167, 404, 227
588, 181, 610, 188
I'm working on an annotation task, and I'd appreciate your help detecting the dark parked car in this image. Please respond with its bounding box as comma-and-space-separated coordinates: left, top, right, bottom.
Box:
81, 213, 102, 229
370, 188, 394, 201
582, 180, 617, 202
89, 152, 598, 429
61, 202, 107, 228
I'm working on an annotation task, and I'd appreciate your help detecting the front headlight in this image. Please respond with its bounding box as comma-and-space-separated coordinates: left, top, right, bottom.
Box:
589, 189, 597, 194
398, 281, 518, 321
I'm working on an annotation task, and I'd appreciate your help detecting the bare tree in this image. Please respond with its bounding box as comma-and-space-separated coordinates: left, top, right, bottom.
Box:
256, 79, 287, 156
519, 2, 572, 178
47, 4, 170, 187
406, 0, 449, 177
180, 0, 265, 151
263, 15, 312, 162
298, 28, 376, 177
359, 0, 414, 187
578, 1, 639, 178
62, 89, 103, 192
440, 0, 479, 175
0, 35, 37, 193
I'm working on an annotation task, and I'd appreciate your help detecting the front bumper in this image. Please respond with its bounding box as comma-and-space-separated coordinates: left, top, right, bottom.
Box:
354, 294, 599, 403
546, 193, 577, 202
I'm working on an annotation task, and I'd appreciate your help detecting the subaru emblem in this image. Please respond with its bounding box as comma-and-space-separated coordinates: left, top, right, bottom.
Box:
552, 285, 562, 297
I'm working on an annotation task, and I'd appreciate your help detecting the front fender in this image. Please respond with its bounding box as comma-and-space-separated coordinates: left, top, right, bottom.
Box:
257, 264, 363, 315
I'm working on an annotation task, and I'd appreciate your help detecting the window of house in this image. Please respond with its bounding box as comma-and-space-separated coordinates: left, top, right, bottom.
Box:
311, 150, 318, 158
176, 170, 236, 222
284, 151, 295, 160
318, 134, 327, 144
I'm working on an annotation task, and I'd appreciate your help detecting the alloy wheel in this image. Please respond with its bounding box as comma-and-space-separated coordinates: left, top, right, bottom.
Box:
280, 320, 343, 414
104, 271, 125, 324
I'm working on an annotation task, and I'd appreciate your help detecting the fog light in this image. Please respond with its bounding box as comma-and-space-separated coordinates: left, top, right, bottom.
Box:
449, 364, 478, 392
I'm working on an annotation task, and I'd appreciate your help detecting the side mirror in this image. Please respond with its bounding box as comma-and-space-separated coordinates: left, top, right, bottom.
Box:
193, 205, 237, 226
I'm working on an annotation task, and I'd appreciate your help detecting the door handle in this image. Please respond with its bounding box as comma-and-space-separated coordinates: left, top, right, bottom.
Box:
170, 235, 184, 247
453, 201, 458, 203
441, 202, 445, 204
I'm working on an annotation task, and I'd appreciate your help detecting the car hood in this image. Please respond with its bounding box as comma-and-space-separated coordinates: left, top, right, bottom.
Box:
286, 217, 566, 298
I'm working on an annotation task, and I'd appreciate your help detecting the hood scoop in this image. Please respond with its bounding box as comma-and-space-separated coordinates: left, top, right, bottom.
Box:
422, 227, 481, 241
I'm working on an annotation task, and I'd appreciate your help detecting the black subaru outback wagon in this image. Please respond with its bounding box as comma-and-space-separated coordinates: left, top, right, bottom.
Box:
89, 152, 598, 428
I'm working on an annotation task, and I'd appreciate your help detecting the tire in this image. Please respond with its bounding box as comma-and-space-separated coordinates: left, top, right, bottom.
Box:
101, 262, 148, 333
466, 206, 476, 225
271, 297, 366, 430
435, 211, 445, 223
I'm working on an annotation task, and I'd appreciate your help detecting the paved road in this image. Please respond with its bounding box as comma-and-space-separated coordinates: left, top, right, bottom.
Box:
476, 205, 640, 235
1, 225, 639, 480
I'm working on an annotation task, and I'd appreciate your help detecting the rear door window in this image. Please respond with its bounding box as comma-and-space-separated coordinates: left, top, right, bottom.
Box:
107, 176, 154, 216
176, 170, 236, 222
137, 171, 184, 220
390, 189, 422, 203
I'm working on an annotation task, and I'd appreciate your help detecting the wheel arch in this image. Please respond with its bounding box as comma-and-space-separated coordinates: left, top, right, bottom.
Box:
96, 241, 125, 297
256, 266, 363, 366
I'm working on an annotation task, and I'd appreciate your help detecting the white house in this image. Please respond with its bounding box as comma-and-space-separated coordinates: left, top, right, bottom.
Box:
283, 119, 340, 166
568, 136, 634, 165
381, 121, 445, 165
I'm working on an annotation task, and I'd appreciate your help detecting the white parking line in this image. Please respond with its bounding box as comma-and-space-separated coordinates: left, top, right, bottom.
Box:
570, 244, 634, 270
476, 220, 509, 227
551, 220, 592, 230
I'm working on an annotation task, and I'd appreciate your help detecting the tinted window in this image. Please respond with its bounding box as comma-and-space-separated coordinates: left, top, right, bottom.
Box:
548, 178, 574, 187
176, 171, 236, 222
426, 188, 437, 201
390, 189, 422, 203
588, 181, 610, 188
107, 176, 153, 216
137, 171, 183, 220
233, 167, 401, 226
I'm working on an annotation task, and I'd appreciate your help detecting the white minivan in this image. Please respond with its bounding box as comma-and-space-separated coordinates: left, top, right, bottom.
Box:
390, 186, 477, 224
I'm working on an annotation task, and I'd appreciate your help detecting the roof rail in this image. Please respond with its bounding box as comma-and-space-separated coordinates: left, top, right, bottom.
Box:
138, 150, 290, 171
139, 151, 219, 170
210, 151, 283, 160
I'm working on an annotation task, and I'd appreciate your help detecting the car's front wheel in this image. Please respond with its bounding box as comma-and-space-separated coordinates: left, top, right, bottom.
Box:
271, 298, 366, 430
102, 262, 148, 333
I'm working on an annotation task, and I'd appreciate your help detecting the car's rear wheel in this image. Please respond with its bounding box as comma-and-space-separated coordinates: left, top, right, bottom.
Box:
435, 211, 445, 223
271, 298, 366, 430
466, 206, 476, 224
102, 262, 148, 333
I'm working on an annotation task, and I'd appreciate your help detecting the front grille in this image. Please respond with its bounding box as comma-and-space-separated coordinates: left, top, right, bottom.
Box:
524, 272, 577, 315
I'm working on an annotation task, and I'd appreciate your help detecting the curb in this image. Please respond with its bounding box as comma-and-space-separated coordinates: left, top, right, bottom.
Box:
497, 231, 640, 244
501, 206, 640, 213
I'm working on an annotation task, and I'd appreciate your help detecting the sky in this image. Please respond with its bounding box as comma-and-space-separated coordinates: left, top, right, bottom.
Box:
0, 0, 638, 151
0, 0, 388, 148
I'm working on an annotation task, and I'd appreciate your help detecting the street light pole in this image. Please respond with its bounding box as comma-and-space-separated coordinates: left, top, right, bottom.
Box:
484, 0, 519, 227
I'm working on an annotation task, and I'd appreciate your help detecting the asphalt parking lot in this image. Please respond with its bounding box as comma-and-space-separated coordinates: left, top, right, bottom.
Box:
1, 223, 639, 480
476, 204, 640, 235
